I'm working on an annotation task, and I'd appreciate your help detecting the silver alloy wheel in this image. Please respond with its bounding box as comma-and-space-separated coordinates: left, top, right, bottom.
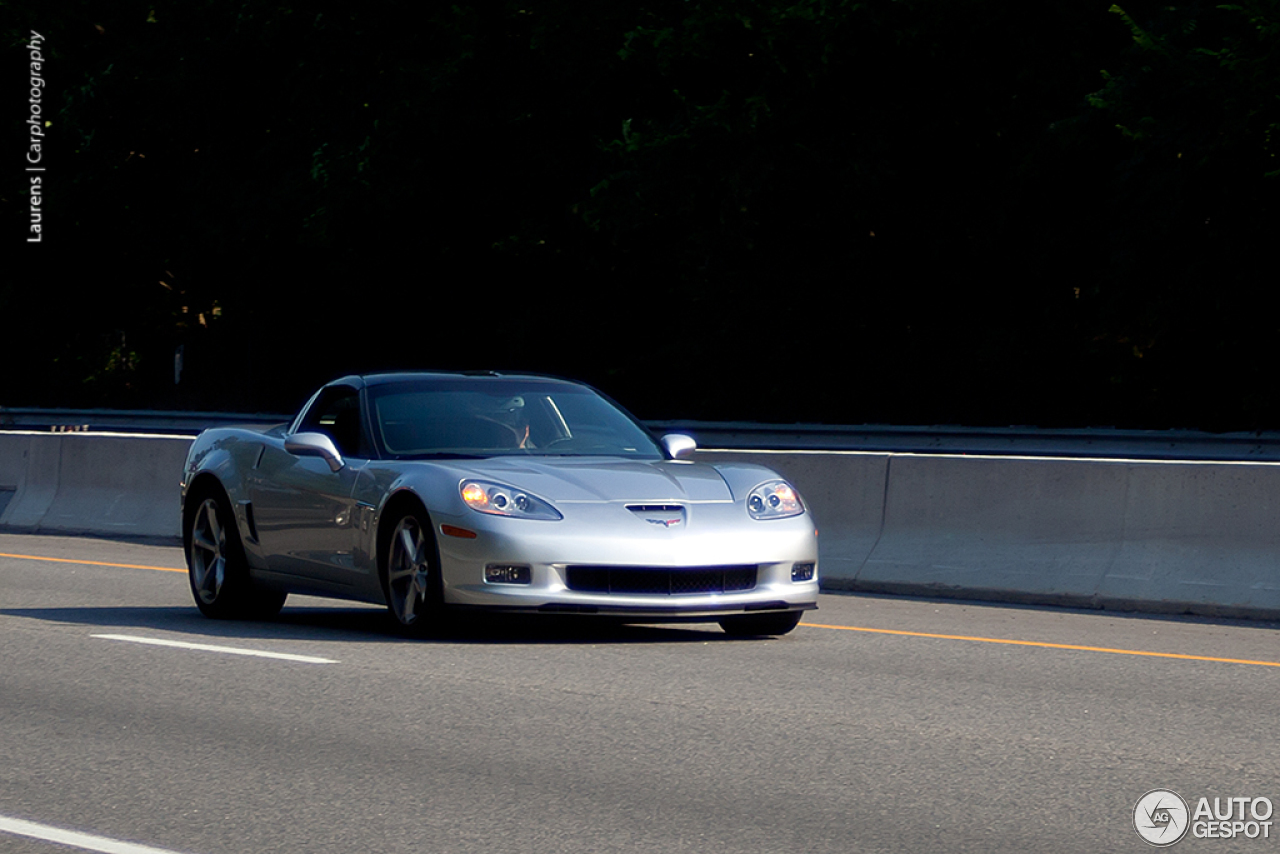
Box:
386, 515, 431, 625
189, 497, 227, 605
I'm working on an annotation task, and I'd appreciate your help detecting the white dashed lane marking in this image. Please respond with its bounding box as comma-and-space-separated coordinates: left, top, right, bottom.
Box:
0, 814, 197, 854
91, 634, 338, 664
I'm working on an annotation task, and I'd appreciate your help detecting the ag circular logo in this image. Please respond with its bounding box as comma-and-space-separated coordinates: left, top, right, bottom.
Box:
1135, 789, 1191, 846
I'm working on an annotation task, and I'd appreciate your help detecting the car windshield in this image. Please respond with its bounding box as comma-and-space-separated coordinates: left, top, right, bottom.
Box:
368, 378, 664, 460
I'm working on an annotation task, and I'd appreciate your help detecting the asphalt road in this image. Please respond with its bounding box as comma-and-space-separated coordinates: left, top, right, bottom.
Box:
2, 533, 1279, 854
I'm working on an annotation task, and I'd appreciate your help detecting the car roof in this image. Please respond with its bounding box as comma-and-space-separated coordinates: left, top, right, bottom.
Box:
328, 371, 586, 390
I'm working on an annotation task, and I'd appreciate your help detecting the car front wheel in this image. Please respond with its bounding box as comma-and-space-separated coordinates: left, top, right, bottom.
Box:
382, 510, 444, 635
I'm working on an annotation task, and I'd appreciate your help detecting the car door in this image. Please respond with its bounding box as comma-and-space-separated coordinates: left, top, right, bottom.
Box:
250, 384, 369, 588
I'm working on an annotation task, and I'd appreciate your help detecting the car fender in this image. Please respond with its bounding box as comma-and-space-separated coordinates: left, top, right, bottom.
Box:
706, 462, 795, 502
368, 464, 471, 521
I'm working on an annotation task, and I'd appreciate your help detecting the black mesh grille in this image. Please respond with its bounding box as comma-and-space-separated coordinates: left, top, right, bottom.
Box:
566, 566, 757, 595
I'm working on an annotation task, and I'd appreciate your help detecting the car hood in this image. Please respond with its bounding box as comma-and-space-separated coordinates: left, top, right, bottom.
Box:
445, 457, 735, 503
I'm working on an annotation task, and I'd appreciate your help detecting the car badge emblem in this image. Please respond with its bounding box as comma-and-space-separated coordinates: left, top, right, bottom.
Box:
647, 517, 682, 528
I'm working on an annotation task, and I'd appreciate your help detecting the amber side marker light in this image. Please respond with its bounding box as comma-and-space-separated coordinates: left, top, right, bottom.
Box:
440, 524, 478, 539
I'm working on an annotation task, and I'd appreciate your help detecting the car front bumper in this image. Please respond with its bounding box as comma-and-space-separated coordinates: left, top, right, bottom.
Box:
432, 503, 819, 619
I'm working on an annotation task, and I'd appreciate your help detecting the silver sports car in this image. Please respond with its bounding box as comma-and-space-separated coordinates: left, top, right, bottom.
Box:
181, 372, 818, 635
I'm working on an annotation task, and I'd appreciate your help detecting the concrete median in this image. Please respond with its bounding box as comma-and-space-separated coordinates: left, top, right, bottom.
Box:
698, 449, 1280, 620
854, 453, 1130, 604
2, 432, 1279, 619
1100, 460, 1280, 615
0, 432, 60, 531
0, 432, 191, 540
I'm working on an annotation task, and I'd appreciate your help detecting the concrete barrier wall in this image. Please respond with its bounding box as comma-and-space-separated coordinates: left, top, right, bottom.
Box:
3, 434, 1280, 619
0, 432, 192, 540
0, 432, 59, 530
699, 450, 1280, 619
1101, 460, 1280, 614
860, 454, 1131, 600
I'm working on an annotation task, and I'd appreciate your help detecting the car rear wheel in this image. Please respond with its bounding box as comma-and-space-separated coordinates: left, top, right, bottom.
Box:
718, 611, 803, 637
383, 510, 444, 635
186, 491, 286, 619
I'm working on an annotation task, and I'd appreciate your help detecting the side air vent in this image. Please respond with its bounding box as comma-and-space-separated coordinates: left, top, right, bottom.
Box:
238, 499, 259, 544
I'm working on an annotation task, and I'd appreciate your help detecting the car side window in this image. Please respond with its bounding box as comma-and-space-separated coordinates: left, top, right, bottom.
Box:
297, 387, 366, 458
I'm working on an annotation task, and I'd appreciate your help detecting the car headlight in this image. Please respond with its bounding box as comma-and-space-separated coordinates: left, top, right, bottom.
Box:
747, 480, 804, 520
460, 480, 562, 520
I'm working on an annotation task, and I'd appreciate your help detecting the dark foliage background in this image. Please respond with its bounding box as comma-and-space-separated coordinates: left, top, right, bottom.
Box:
3, 1, 1277, 427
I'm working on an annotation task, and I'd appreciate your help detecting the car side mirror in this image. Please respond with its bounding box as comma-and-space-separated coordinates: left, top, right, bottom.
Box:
660, 433, 697, 460
285, 431, 345, 472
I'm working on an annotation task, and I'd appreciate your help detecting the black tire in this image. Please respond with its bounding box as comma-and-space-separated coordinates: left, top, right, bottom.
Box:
718, 611, 803, 637
381, 507, 445, 636
185, 488, 286, 620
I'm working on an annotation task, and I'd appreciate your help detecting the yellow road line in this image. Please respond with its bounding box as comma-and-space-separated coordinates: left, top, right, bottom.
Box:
800, 621, 1280, 668
0, 552, 186, 574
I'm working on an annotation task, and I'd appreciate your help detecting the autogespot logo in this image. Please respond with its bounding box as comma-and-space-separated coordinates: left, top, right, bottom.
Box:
1134, 790, 1276, 845
1135, 790, 1190, 847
